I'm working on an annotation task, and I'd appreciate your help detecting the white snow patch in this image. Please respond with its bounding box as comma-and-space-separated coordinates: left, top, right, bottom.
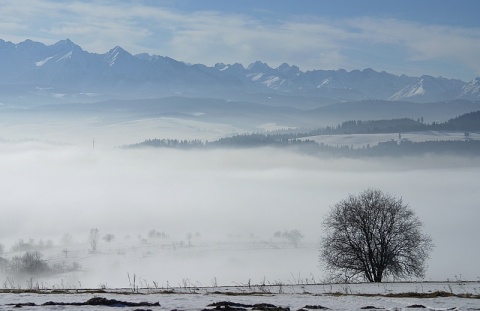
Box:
318, 78, 331, 88
410, 84, 425, 96
104, 47, 124, 66
35, 56, 54, 67
463, 79, 480, 95
249, 73, 264, 81
262, 76, 280, 87
108, 51, 119, 66
56, 51, 73, 62
389, 79, 425, 100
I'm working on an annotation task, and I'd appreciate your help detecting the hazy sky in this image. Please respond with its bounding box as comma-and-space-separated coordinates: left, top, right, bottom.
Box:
0, 0, 479, 80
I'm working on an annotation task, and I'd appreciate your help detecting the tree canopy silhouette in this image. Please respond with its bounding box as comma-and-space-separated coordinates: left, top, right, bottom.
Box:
320, 189, 433, 282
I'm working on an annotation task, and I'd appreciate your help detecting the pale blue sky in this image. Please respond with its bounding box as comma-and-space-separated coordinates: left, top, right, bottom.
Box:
0, 0, 479, 80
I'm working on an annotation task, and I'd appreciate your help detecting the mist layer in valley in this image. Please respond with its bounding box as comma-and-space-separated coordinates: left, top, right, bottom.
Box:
0, 141, 479, 288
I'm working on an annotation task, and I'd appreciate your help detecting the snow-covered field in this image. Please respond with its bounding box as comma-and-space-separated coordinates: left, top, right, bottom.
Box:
1, 282, 480, 310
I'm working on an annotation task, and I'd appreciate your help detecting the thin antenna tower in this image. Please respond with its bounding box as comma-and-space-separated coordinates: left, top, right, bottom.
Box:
93, 138, 95, 150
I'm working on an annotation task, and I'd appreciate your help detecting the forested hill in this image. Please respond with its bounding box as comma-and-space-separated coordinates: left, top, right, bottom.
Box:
124, 111, 480, 156
308, 110, 480, 135
125, 135, 480, 157
439, 110, 480, 131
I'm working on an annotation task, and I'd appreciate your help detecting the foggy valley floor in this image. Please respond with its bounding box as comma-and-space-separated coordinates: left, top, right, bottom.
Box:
0, 141, 479, 289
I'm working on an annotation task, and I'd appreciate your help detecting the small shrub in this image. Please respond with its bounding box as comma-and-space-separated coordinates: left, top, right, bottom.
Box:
10, 251, 49, 275
103, 234, 115, 243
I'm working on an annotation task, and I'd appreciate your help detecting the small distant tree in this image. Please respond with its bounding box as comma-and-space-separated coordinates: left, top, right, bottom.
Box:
0, 257, 8, 273
186, 233, 193, 246
320, 188, 434, 282
10, 251, 49, 275
273, 230, 304, 247
103, 234, 115, 243
88, 228, 99, 253
148, 229, 156, 239
283, 230, 304, 247
21, 251, 48, 274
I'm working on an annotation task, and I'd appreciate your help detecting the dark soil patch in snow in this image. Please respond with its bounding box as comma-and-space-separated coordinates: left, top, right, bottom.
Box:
9, 297, 161, 308
205, 301, 290, 311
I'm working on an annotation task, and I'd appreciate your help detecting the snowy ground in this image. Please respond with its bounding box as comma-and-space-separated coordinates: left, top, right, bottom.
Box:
1, 282, 480, 310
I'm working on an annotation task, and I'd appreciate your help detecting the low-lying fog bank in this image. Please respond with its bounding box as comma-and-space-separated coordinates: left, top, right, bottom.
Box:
0, 142, 479, 288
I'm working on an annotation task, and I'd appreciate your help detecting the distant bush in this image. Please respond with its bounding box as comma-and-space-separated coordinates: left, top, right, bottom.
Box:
273, 230, 304, 247
148, 230, 169, 239
0, 257, 8, 273
102, 234, 115, 243
0, 251, 81, 277
10, 251, 49, 275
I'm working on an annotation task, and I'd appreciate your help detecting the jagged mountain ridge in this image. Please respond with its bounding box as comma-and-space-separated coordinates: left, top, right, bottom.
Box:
0, 38, 479, 104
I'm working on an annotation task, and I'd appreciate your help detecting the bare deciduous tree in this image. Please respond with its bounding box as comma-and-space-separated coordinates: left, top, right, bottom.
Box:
320, 188, 434, 282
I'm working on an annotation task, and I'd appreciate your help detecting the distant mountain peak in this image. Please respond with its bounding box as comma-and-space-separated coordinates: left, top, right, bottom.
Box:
277, 63, 300, 75
247, 61, 272, 72
107, 46, 128, 55
54, 38, 74, 45
104, 46, 132, 66
214, 63, 228, 71
53, 39, 82, 50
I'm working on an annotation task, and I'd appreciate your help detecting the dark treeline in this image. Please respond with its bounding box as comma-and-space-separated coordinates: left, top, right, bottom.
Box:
433, 110, 480, 132
309, 118, 425, 135
124, 135, 480, 157
305, 110, 480, 136
126, 138, 204, 149
124, 135, 314, 149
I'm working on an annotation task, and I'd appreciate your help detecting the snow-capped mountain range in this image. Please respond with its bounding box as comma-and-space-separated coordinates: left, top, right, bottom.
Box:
1, 38, 479, 104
